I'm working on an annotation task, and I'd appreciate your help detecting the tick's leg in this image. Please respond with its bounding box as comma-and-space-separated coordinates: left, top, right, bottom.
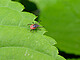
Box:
32, 22, 34, 24
27, 24, 32, 25
34, 22, 37, 25
30, 29, 32, 32
37, 28, 41, 30
35, 21, 41, 25
38, 20, 41, 23
32, 29, 35, 33
34, 20, 41, 25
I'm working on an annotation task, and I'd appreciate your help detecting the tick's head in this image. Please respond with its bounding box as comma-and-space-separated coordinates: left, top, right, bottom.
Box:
33, 24, 39, 28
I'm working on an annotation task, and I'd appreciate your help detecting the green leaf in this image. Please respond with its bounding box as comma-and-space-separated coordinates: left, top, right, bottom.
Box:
30, 0, 80, 55
0, 47, 55, 60
0, 0, 65, 60
56, 55, 66, 60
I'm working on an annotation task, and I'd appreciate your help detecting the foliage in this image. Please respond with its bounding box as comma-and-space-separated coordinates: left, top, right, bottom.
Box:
0, 0, 65, 60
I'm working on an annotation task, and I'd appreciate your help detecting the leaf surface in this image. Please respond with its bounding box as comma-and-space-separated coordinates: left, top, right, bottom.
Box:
0, 47, 55, 60
0, 0, 64, 60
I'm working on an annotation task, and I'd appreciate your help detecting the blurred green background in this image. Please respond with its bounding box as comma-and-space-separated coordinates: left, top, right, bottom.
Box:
12, 0, 80, 60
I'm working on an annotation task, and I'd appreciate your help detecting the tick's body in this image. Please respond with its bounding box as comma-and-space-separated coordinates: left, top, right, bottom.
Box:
28, 22, 42, 32
30, 24, 39, 29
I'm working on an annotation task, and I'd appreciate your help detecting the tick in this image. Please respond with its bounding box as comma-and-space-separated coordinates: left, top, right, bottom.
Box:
28, 22, 42, 32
